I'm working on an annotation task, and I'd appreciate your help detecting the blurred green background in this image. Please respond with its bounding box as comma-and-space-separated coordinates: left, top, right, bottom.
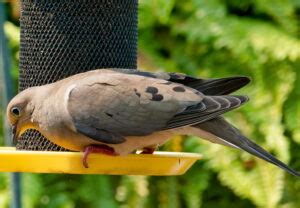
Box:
1, 0, 300, 207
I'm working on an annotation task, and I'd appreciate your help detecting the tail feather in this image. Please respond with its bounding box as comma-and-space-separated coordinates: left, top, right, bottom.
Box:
194, 117, 300, 177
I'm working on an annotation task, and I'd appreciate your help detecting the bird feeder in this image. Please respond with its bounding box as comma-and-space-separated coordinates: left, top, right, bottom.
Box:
0, 0, 201, 175
0, 147, 201, 175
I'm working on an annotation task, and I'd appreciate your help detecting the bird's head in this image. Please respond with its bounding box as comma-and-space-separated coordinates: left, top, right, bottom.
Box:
7, 88, 37, 144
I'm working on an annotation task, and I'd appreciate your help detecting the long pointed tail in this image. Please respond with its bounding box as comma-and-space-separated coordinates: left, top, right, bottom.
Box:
192, 117, 300, 177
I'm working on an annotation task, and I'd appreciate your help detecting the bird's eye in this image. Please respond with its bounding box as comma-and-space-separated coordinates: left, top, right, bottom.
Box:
11, 107, 21, 117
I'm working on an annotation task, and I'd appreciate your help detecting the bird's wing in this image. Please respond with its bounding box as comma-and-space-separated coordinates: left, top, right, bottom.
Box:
119, 70, 250, 95
66, 70, 248, 144
164, 95, 248, 129
66, 71, 202, 144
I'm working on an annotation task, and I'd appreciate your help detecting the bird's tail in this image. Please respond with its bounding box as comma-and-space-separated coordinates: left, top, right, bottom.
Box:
192, 117, 300, 177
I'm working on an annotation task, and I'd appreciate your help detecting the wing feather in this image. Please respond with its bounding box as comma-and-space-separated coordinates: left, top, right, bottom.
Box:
66, 71, 201, 143
164, 95, 248, 129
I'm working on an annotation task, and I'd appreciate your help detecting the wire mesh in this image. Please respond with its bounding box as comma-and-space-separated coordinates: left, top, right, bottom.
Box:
17, 0, 138, 150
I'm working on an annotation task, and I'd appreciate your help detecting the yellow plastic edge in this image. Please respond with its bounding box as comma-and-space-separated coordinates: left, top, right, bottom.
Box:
0, 147, 202, 175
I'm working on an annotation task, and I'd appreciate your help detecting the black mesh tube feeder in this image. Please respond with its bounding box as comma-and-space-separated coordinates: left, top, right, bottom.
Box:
18, 0, 138, 151
0, 0, 201, 175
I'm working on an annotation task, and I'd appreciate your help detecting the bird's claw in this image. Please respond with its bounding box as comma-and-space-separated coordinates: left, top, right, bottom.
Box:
82, 145, 117, 168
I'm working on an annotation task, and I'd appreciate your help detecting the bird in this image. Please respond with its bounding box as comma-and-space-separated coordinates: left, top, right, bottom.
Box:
6, 68, 300, 176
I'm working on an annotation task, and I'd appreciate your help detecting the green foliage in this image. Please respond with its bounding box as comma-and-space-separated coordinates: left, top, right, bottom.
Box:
139, 0, 300, 207
0, 173, 9, 208
1, 0, 300, 207
4, 21, 19, 91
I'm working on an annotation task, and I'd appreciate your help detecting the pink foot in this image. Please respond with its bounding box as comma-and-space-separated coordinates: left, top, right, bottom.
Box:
140, 147, 156, 154
83, 145, 117, 168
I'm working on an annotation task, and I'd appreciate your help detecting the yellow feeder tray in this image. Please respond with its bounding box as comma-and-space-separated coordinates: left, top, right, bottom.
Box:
0, 147, 201, 175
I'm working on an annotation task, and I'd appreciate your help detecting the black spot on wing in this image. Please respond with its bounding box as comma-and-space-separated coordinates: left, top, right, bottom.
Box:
151, 94, 164, 101
146, 86, 159, 94
173, 86, 186, 92
145, 86, 164, 101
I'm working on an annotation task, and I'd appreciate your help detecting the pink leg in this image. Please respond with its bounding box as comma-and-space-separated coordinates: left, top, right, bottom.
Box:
83, 145, 117, 168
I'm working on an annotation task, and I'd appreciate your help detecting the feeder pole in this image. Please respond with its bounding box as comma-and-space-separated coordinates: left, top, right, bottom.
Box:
0, 3, 22, 208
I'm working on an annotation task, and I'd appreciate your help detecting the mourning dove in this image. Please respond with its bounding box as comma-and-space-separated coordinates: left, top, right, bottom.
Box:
6, 69, 300, 176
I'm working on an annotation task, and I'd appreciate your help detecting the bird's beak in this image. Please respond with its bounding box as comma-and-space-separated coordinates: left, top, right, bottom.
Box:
12, 123, 18, 145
